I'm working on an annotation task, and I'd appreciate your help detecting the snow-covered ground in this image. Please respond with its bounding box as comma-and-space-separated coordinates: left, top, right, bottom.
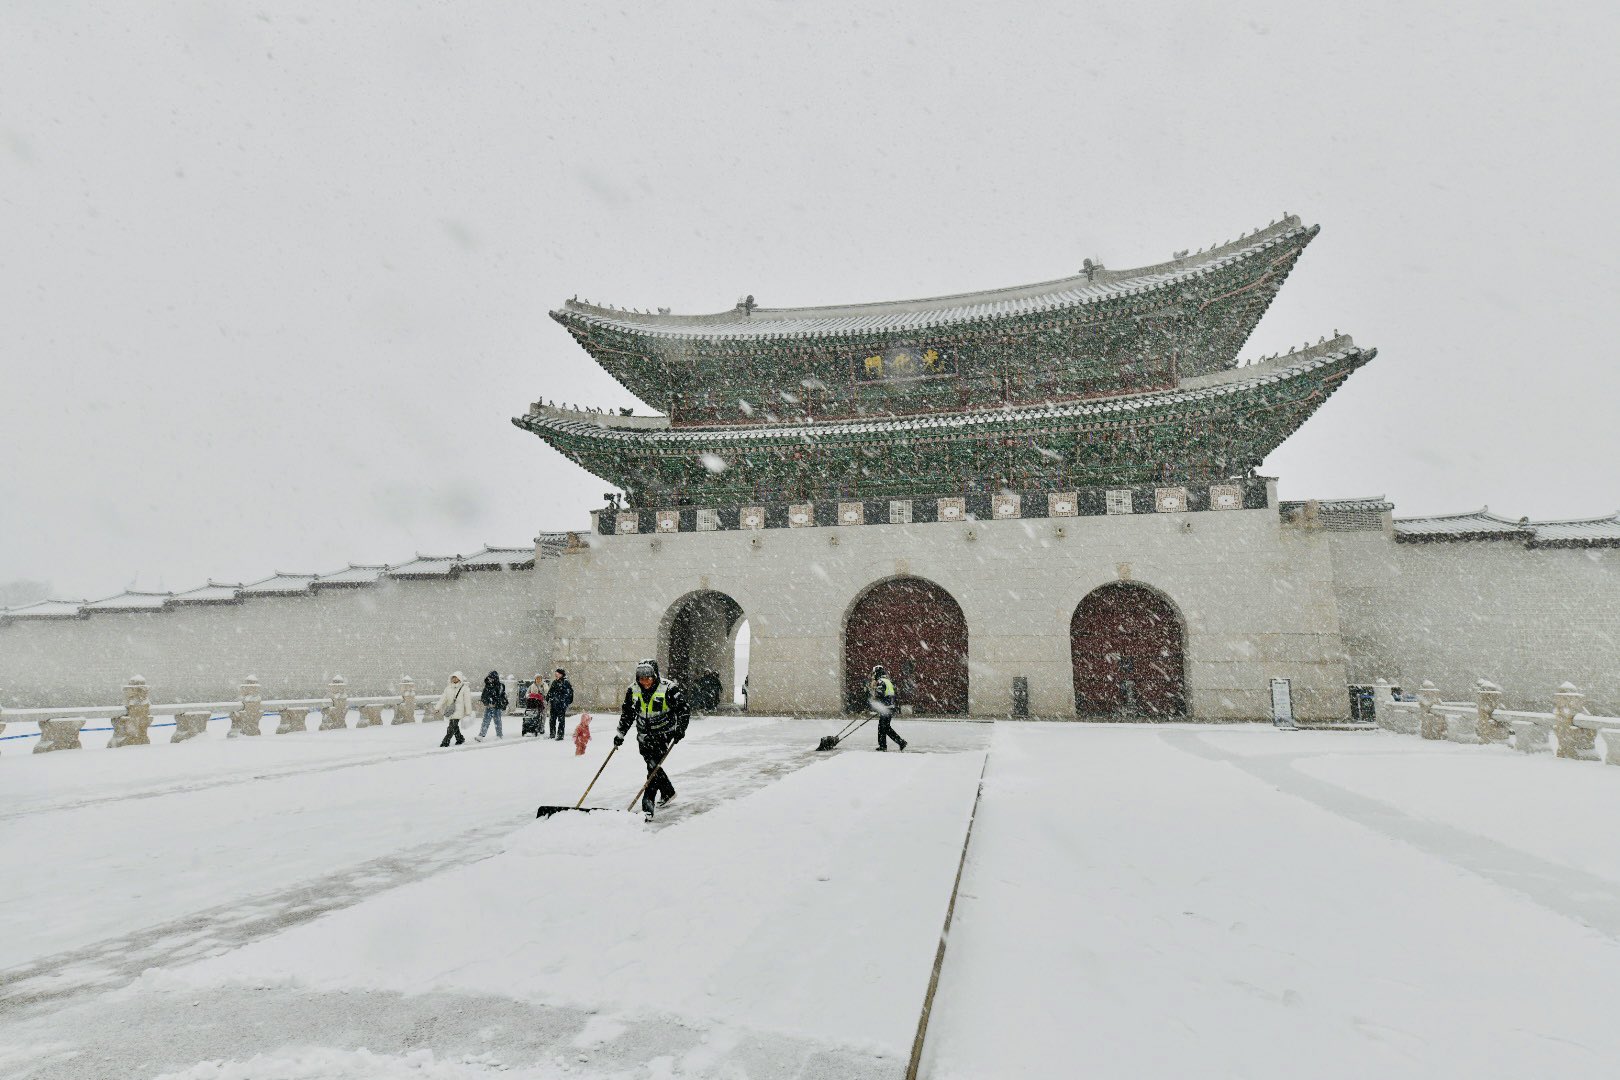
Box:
4, 720, 1620, 1079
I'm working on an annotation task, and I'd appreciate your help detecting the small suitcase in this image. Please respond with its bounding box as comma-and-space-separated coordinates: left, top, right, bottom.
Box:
521, 709, 544, 737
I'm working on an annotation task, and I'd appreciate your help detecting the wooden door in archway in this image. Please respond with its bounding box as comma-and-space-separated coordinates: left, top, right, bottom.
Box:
844, 577, 969, 714
1071, 583, 1185, 718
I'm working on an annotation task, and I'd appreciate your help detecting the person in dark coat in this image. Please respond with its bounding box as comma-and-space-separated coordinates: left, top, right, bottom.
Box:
476, 670, 507, 741
870, 665, 906, 751
546, 668, 574, 740
696, 669, 723, 712
615, 658, 690, 821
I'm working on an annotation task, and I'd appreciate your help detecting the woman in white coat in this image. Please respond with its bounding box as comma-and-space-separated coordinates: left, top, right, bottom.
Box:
438, 672, 470, 747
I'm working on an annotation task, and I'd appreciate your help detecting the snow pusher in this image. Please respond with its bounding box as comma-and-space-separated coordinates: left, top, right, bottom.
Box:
535, 743, 620, 818
535, 741, 682, 818
816, 714, 875, 751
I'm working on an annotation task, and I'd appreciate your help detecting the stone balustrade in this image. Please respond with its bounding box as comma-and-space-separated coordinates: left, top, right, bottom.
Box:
276, 706, 311, 734
172, 711, 211, 742
0, 674, 435, 755
1373, 677, 1620, 765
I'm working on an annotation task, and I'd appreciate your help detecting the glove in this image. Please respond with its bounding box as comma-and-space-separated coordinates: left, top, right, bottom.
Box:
613, 735, 624, 748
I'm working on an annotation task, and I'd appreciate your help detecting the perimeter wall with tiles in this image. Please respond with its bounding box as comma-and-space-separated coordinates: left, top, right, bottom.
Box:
1324, 531, 1620, 713
0, 567, 557, 707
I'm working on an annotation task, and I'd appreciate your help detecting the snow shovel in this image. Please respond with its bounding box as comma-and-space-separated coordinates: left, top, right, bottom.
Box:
535, 742, 620, 818
816, 713, 875, 751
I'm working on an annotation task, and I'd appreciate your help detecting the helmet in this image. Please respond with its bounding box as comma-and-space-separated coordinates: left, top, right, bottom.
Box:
872, 665, 886, 678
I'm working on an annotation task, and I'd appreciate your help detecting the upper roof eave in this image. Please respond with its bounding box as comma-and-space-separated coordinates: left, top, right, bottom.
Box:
554, 216, 1314, 342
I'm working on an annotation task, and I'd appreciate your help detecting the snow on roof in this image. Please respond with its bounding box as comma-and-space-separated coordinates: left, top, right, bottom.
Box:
558, 217, 1312, 341
312, 564, 391, 587
82, 591, 174, 611
387, 555, 460, 578
1393, 509, 1529, 539
458, 546, 536, 570
1306, 496, 1394, 513
1, 598, 88, 619
1525, 512, 1620, 547
168, 582, 244, 604
1393, 508, 1620, 546
239, 573, 319, 596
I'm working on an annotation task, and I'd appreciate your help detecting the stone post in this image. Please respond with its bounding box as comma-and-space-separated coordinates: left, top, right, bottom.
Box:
320, 676, 349, 730
172, 711, 210, 741
1552, 682, 1597, 761
1371, 679, 1394, 731
1417, 681, 1446, 740
1475, 680, 1508, 744
275, 707, 309, 734
109, 675, 153, 748
357, 704, 385, 728
393, 677, 417, 724
230, 676, 263, 737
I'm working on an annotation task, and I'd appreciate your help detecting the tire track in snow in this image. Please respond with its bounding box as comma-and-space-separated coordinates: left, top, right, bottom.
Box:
1163, 729, 1620, 939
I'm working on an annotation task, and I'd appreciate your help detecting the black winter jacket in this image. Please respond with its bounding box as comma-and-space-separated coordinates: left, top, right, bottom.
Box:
546, 677, 574, 714
481, 675, 508, 710
617, 679, 691, 746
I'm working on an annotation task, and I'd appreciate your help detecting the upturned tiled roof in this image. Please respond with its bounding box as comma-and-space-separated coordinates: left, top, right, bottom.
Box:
1393, 509, 1620, 547
557, 217, 1311, 342
2, 540, 573, 622
82, 591, 173, 611
239, 572, 319, 596
169, 582, 244, 604
1, 598, 89, 620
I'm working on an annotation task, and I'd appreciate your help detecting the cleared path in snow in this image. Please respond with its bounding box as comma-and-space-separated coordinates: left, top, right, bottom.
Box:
922, 724, 1620, 1080
0, 718, 824, 996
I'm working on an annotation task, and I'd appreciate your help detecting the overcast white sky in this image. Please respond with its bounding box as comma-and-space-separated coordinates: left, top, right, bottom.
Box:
3, 1, 1618, 601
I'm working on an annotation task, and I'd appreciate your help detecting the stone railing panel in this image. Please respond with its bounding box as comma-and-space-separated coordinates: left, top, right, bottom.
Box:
172, 711, 211, 742
1509, 719, 1550, 754
276, 707, 310, 735
35, 718, 85, 753
357, 704, 385, 728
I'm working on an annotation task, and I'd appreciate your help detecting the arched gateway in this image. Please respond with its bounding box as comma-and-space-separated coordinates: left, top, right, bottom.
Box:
844, 577, 968, 715
1071, 583, 1186, 718
660, 590, 744, 709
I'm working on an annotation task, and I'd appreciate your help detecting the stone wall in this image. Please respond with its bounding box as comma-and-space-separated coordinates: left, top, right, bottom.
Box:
0, 565, 557, 707
552, 502, 1353, 721
1325, 530, 1620, 713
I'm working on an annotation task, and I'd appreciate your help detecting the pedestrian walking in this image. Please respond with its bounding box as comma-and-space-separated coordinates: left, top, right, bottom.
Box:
547, 668, 574, 740
870, 665, 907, 751
438, 672, 470, 747
615, 658, 690, 821
476, 670, 507, 741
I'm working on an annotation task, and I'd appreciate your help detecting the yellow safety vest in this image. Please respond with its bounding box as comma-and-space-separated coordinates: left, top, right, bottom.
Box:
635, 684, 669, 718
874, 677, 895, 698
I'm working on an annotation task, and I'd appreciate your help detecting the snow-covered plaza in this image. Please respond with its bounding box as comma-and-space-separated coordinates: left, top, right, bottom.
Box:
3, 717, 1619, 1079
